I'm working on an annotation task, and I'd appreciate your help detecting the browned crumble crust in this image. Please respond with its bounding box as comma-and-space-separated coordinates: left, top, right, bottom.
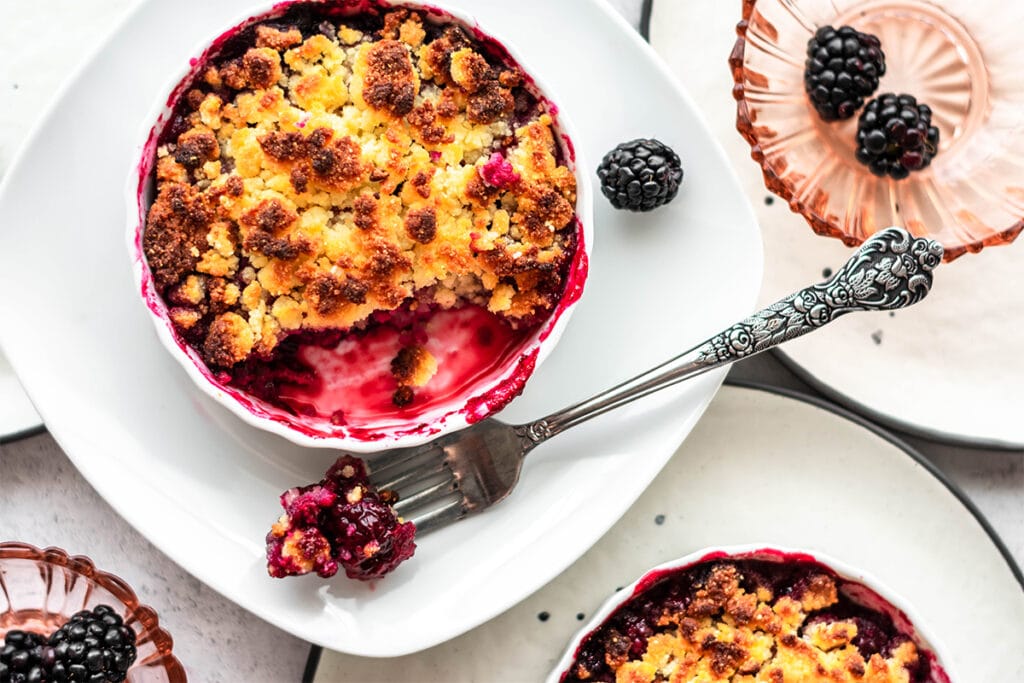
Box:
144, 8, 577, 370
574, 564, 924, 683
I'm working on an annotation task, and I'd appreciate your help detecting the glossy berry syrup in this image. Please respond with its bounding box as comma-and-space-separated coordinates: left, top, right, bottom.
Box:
228, 303, 527, 426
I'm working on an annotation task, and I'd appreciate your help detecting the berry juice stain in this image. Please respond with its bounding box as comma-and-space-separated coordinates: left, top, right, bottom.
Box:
277, 305, 524, 422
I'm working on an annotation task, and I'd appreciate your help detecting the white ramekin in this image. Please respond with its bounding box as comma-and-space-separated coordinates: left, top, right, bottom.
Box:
126, 0, 593, 452
549, 544, 955, 682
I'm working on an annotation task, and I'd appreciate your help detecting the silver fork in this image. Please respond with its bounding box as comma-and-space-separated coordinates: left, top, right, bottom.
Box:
369, 228, 943, 535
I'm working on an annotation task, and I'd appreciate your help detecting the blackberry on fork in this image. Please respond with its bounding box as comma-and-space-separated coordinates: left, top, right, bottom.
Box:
804, 25, 886, 121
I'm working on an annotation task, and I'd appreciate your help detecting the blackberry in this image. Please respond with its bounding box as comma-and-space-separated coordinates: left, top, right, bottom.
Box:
597, 139, 683, 212
48, 605, 136, 683
855, 93, 940, 180
1, 630, 50, 683
804, 25, 886, 121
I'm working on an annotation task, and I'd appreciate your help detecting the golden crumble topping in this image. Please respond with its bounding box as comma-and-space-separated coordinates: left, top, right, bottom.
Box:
568, 562, 933, 683
144, 6, 578, 372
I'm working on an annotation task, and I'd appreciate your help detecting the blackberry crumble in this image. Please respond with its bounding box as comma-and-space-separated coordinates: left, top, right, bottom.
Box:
142, 3, 579, 416
564, 559, 939, 682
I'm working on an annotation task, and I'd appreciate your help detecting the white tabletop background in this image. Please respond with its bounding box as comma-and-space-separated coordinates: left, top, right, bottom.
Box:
0, 1, 1019, 682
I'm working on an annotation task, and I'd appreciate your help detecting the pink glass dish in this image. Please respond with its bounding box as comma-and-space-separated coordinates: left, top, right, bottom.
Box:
0, 543, 185, 682
731, 0, 1024, 261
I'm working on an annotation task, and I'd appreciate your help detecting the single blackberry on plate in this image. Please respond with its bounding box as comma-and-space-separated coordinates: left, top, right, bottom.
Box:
597, 138, 683, 212
48, 605, 137, 683
855, 93, 940, 180
804, 25, 886, 121
1, 630, 50, 683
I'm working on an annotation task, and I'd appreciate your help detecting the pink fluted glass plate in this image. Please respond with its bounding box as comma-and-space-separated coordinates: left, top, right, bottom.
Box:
731, 0, 1024, 261
0, 543, 186, 682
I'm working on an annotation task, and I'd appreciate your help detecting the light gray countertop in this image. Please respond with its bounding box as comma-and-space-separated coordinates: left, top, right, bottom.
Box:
1, 1, 1019, 682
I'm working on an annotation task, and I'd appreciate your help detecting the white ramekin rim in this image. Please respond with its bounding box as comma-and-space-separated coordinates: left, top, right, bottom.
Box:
125, 0, 593, 452
548, 543, 956, 683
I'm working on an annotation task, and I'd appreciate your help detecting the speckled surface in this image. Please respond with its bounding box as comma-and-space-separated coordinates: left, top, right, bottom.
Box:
1, 2, 1020, 683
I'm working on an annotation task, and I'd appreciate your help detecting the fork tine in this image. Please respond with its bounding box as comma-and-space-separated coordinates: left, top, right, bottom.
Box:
392, 478, 458, 515
368, 445, 447, 491
373, 456, 450, 493
407, 497, 466, 536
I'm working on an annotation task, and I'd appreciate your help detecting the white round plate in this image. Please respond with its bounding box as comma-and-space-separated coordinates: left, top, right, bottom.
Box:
0, 351, 41, 441
0, 0, 761, 656
311, 385, 1024, 681
648, 0, 1024, 449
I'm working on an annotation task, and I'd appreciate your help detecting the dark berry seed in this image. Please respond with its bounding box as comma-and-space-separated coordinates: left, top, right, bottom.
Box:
6, 633, 27, 647
85, 649, 104, 672
865, 130, 888, 154
901, 152, 924, 170
886, 120, 907, 141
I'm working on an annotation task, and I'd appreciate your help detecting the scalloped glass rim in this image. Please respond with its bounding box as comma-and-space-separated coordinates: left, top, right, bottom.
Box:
0, 542, 186, 683
730, 0, 1024, 262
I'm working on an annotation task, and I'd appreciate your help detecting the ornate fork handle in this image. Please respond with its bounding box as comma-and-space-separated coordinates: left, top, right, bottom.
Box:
520, 227, 943, 443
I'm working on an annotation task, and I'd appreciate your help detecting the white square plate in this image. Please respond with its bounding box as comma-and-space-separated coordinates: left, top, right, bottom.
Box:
0, 0, 761, 655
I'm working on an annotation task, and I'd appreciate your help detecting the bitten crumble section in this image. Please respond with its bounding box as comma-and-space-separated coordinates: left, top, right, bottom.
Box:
567, 562, 930, 683
144, 7, 577, 376
266, 454, 415, 581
